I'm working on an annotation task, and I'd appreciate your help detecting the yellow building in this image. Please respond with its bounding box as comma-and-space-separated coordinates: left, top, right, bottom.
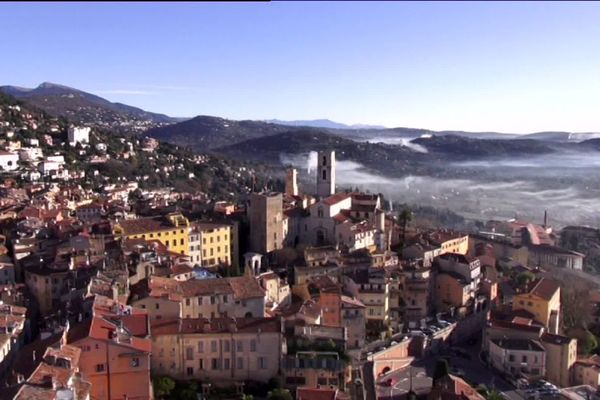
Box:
541, 333, 577, 387
435, 272, 470, 312
113, 213, 190, 255
189, 222, 232, 268
512, 278, 561, 332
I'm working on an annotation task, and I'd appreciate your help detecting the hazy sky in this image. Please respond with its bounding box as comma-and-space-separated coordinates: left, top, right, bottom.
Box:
2, 1, 600, 132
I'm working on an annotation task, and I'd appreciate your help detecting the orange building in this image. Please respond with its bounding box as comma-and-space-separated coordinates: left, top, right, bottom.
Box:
68, 296, 153, 400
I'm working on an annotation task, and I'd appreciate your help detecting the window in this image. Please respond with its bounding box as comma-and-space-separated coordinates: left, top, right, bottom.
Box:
185, 298, 190, 306
131, 357, 140, 367
211, 340, 217, 352
522, 355, 527, 363
223, 295, 228, 303
224, 340, 230, 352
224, 358, 230, 369
186, 367, 194, 376
509, 355, 515, 362
322, 155, 327, 166
199, 359, 204, 370
211, 358, 219, 370
322, 170, 327, 180
155, 303, 160, 310
186, 347, 194, 360
258, 357, 267, 369
180, 238, 184, 245
236, 340, 243, 352
95, 364, 105, 372
197, 297, 202, 305
237, 357, 244, 369
172, 239, 176, 246
250, 339, 256, 352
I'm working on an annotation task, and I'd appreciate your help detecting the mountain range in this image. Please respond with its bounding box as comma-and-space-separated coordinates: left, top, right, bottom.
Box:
0, 82, 174, 129
265, 119, 386, 130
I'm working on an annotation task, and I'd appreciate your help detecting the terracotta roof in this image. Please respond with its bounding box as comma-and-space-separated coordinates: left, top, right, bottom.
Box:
541, 332, 573, 346
490, 338, 545, 352
297, 387, 340, 400
149, 275, 264, 301
151, 317, 281, 335
227, 276, 266, 300
28, 362, 73, 387
322, 193, 351, 206
488, 318, 543, 333
116, 216, 177, 235
13, 384, 56, 400
527, 278, 560, 301
575, 355, 600, 369
341, 295, 365, 309
171, 263, 193, 275
307, 275, 340, 293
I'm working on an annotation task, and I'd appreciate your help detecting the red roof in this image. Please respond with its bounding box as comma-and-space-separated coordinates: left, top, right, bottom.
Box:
297, 387, 339, 400
322, 193, 351, 206
527, 278, 560, 301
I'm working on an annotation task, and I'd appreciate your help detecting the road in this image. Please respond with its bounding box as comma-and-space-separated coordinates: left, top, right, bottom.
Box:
373, 337, 521, 400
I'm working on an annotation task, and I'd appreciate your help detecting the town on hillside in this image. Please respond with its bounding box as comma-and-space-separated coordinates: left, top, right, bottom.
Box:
0, 99, 600, 400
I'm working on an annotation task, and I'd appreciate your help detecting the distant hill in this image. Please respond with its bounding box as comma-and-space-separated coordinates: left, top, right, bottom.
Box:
215, 129, 423, 176
266, 118, 386, 130
146, 115, 320, 151
411, 135, 556, 157
0, 82, 175, 130
521, 131, 600, 142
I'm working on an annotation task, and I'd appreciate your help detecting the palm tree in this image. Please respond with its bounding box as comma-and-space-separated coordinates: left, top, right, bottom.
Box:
399, 208, 413, 248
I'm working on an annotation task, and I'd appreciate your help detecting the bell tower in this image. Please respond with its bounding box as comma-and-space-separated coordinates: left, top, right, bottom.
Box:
316, 150, 335, 198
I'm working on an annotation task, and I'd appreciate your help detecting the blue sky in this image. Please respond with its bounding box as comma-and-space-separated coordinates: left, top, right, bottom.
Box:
2, 1, 600, 132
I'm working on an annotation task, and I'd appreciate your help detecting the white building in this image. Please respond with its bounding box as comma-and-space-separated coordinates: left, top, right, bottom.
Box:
38, 156, 68, 179
18, 147, 44, 162
0, 151, 19, 171
316, 150, 336, 198
68, 126, 90, 146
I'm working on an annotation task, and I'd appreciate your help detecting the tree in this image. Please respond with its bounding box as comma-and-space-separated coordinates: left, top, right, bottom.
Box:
515, 271, 535, 290
582, 330, 598, 356
267, 388, 293, 400
486, 390, 504, 400
433, 359, 450, 383
399, 208, 413, 248
153, 376, 175, 399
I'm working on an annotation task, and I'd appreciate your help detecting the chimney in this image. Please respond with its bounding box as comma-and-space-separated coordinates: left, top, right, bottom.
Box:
285, 168, 299, 197
543, 210, 548, 228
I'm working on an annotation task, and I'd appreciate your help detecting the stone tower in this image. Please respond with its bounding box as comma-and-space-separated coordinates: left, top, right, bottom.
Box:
316, 150, 335, 198
285, 168, 298, 196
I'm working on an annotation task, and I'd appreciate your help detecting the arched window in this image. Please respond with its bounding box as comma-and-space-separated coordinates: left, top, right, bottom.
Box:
322, 155, 327, 166
318, 207, 324, 218
322, 170, 327, 180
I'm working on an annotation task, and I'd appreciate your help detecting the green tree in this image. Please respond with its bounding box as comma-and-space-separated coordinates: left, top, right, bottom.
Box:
515, 271, 535, 290
267, 388, 293, 400
486, 390, 504, 400
153, 376, 175, 399
582, 330, 598, 355
172, 381, 198, 400
399, 208, 413, 248
433, 359, 450, 383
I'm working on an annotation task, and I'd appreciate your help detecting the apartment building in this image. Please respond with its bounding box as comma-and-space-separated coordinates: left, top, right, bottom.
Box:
151, 317, 284, 384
